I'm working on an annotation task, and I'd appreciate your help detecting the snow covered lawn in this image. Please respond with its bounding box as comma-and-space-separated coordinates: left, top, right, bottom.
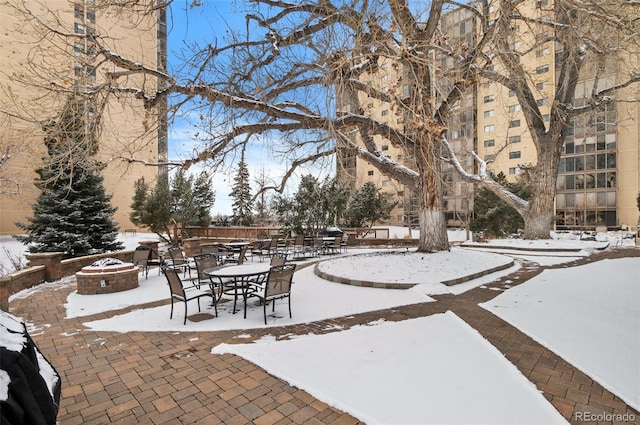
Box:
481, 257, 640, 411
213, 311, 567, 425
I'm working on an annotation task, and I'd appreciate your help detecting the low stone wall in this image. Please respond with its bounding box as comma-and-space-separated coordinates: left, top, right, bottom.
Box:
0, 266, 47, 311
0, 250, 136, 311
61, 251, 134, 279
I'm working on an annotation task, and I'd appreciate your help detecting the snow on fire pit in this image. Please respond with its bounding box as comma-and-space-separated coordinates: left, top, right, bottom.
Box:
75, 258, 139, 295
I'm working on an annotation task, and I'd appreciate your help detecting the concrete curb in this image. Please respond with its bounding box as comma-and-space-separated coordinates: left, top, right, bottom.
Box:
314, 255, 515, 289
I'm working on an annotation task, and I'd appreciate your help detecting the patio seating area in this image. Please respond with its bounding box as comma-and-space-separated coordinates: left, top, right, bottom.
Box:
7, 246, 638, 424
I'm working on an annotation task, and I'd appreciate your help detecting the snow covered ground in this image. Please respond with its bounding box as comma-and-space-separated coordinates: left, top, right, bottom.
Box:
4, 229, 639, 424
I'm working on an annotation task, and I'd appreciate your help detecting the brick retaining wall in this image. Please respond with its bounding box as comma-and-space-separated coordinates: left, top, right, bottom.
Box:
0, 250, 136, 311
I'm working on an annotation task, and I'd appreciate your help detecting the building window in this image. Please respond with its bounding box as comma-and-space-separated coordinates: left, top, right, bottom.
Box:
381, 145, 389, 151
484, 154, 496, 162
508, 104, 521, 113
381, 110, 388, 116
509, 167, 520, 175
483, 95, 495, 103
509, 119, 521, 128
74, 23, 85, 34
74, 4, 84, 20
509, 135, 521, 144
397, 191, 404, 197
484, 110, 495, 118
537, 98, 550, 106
508, 90, 516, 97
367, 170, 374, 176
382, 180, 390, 187
484, 139, 495, 147
536, 48, 550, 57
509, 151, 521, 159
86, 9, 95, 24
542, 114, 550, 122
74, 42, 85, 56
484, 125, 495, 133
536, 64, 550, 74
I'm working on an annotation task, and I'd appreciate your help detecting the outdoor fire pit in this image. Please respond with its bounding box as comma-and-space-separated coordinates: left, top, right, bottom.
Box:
76, 258, 139, 295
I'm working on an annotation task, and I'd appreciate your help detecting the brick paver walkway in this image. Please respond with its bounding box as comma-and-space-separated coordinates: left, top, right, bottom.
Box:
6, 246, 640, 424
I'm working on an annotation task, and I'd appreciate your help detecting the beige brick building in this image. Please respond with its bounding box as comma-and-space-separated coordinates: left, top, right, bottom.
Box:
338, 1, 639, 232
0, 1, 167, 235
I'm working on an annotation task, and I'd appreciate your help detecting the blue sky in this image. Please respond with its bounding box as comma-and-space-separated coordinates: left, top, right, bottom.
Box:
165, 1, 332, 216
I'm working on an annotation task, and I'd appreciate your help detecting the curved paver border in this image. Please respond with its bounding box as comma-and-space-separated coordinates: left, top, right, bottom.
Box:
460, 241, 610, 252
313, 253, 515, 289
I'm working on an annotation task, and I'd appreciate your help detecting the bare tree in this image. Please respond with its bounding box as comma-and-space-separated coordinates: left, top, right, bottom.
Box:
5, 0, 638, 250
101, 0, 477, 252
443, 0, 640, 238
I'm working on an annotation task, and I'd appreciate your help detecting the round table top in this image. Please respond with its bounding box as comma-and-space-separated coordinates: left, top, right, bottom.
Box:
204, 263, 270, 278
223, 242, 251, 247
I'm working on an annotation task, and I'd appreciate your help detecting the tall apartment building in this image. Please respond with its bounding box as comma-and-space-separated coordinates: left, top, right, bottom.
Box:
0, 1, 167, 235
476, 1, 639, 231
338, 2, 639, 232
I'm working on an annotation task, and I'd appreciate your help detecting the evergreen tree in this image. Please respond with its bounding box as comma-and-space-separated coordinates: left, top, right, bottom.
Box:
130, 169, 215, 244
470, 172, 531, 238
16, 96, 123, 257
343, 182, 396, 228
229, 148, 253, 226
273, 175, 349, 235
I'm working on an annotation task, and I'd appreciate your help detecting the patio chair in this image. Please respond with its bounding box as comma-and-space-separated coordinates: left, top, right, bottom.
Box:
326, 236, 342, 255
200, 244, 219, 254
162, 266, 215, 325
246, 264, 297, 324
132, 245, 152, 279
313, 237, 326, 256
167, 246, 196, 276
270, 252, 287, 267
225, 245, 247, 265
252, 238, 276, 262
191, 253, 223, 315
340, 233, 349, 253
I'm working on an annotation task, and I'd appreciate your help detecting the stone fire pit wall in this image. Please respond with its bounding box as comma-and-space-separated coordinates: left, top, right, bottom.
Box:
76, 259, 139, 295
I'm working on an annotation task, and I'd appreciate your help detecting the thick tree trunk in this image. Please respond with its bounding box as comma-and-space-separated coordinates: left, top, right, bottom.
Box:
522, 138, 558, 239
416, 161, 449, 252
417, 206, 449, 252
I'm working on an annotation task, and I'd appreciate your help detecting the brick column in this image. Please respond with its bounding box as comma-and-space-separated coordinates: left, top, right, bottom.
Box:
26, 252, 64, 282
182, 238, 201, 257
0, 276, 9, 311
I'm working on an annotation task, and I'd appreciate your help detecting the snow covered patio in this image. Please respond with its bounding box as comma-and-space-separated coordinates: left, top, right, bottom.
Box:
4, 234, 639, 424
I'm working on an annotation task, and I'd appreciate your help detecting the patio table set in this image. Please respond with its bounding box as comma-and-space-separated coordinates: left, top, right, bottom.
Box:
132, 235, 347, 325
159, 246, 296, 325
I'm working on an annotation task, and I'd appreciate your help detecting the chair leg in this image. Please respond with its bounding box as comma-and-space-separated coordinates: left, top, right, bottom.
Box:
288, 296, 292, 319
263, 301, 267, 325
183, 301, 187, 325
170, 298, 174, 320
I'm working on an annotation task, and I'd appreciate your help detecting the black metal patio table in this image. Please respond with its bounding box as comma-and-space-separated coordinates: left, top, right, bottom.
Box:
204, 263, 270, 315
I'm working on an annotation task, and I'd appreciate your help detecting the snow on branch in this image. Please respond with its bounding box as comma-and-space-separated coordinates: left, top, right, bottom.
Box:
336, 131, 419, 188
441, 136, 529, 213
